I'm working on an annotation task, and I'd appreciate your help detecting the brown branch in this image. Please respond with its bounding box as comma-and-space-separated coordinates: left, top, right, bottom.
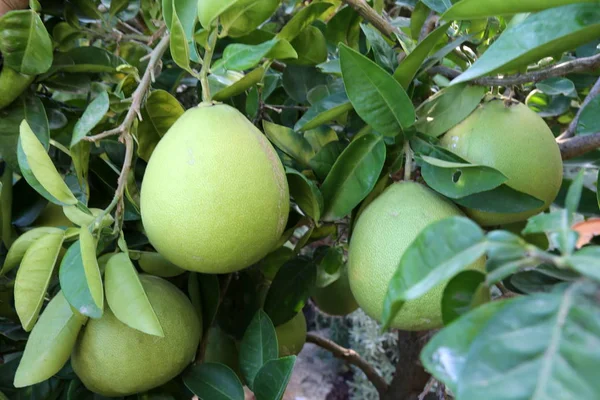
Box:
383, 331, 432, 400
342, 0, 397, 37
558, 131, 600, 160
419, 12, 439, 43
557, 76, 600, 140
306, 332, 389, 396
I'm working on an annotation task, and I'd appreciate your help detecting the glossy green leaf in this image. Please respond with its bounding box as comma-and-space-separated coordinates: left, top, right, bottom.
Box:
576, 93, 600, 136
294, 92, 353, 132
442, 0, 598, 20
421, 299, 512, 393
419, 155, 508, 199
286, 168, 324, 223
137, 89, 184, 162
71, 141, 91, 201
264, 256, 316, 326
109, 0, 129, 16
59, 229, 103, 319
163, 0, 198, 61
223, 38, 297, 71
263, 121, 315, 167
170, 3, 193, 74
253, 356, 296, 400
321, 134, 386, 221
394, 23, 451, 89
183, 363, 245, 400
536, 77, 576, 97
13, 292, 86, 388
49, 47, 126, 74
0, 227, 62, 277
453, 185, 545, 213
62, 205, 113, 228
565, 246, 600, 282
14, 230, 65, 331
361, 24, 397, 73
18, 120, 78, 206
282, 65, 328, 103
453, 4, 600, 84
71, 91, 109, 147
382, 217, 486, 330
197, 0, 237, 29
340, 44, 415, 136
304, 126, 338, 153
442, 270, 490, 325
104, 253, 164, 337
277, 2, 334, 42
212, 67, 265, 101
0, 10, 53, 75
309, 140, 344, 180
135, 251, 186, 277
240, 310, 279, 389
288, 25, 328, 66
414, 84, 486, 137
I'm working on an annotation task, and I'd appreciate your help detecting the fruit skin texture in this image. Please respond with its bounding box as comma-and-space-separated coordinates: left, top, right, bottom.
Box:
348, 182, 485, 331
71, 275, 201, 397
221, 0, 281, 37
140, 104, 289, 274
275, 312, 306, 356
440, 100, 563, 226
312, 265, 359, 316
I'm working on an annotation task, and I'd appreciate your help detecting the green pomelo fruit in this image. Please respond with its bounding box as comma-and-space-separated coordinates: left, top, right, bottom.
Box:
221, 0, 281, 37
348, 182, 485, 331
72, 275, 201, 397
275, 311, 306, 357
440, 100, 563, 226
140, 104, 289, 274
312, 265, 359, 316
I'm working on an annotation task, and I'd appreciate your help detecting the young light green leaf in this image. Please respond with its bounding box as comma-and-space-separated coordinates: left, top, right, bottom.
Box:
59, 230, 103, 319
286, 168, 324, 223
183, 363, 245, 400
277, 2, 335, 42
263, 121, 315, 167
382, 217, 486, 330
71, 90, 109, 146
212, 67, 265, 101
565, 169, 585, 216
419, 155, 508, 199
294, 92, 353, 132
104, 253, 164, 337
340, 43, 415, 136
62, 205, 113, 228
442, 0, 598, 20
253, 356, 297, 400
0, 227, 62, 277
14, 230, 65, 331
18, 120, 78, 206
135, 251, 186, 278
414, 84, 486, 137
170, 2, 193, 74
442, 270, 490, 325
0, 10, 53, 75
394, 22, 451, 89
240, 309, 279, 389
453, 4, 600, 84
321, 134, 386, 221
197, 0, 238, 29
223, 39, 297, 71
13, 292, 86, 388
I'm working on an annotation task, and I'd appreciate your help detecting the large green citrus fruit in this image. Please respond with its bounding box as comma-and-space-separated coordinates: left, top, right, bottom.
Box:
140, 104, 289, 274
71, 275, 201, 397
439, 100, 563, 226
275, 311, 306, 356
312, 265, 359, 316
348, 182, 485, 331
221, 0, 281, 37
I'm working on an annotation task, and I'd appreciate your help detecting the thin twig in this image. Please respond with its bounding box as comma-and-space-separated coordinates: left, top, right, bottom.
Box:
419, 12, 439, 43
404, 141, 413, 181
557, 76, 600, 140
427, 53, 600, 86
306, 332, 389, 396
196, 274, 233, 362
418, 377, 437, 400
342, 0, 397, 37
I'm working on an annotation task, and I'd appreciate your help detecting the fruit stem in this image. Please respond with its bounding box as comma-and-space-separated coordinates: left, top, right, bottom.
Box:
403, 141, 413, 181
200, 28, 218, 103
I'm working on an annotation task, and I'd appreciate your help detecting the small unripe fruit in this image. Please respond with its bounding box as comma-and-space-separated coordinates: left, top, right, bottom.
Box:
141, 104, 289, 274
312, 266, 359, 316
275, 311, 306, 356
348, 182, 485, 331
440, 100, 563, 226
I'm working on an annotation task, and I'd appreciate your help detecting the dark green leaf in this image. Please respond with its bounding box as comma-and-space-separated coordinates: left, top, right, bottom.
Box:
294, 92, 353, 132
321, 134, 386, 221
566, 169, 585, 215
49, 47, 126, 74
382, 217, 486, 330
212, 67, 265, 101
288, 26, 327, 66
576, 94, 600, 136
565, 246, 600, 282
253, 356, 296, 400
264, 256, 316, 326
361, 24, 397, 73
223, 39, 297, 71
316, 246, 344, 288
452, 185, 545, 213
536, 77, 576, 97
325, 6, 361, 50
309, 140, 344, 180
442, 270, 489, 325
239, 310, 278, 389
340, 44, 415, 136
71, 91, 109, 146
197, 273, 220, 334
277, 2, 334, 42
263, 121, 315, 167
183, 363, 244, 400
286, 168, 323, 222
282, 65, 327, 103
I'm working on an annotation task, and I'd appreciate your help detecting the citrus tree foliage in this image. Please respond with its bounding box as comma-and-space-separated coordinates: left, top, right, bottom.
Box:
0, 0, 599, 399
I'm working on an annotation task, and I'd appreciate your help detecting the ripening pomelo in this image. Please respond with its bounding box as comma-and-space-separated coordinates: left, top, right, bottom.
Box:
275, 311, 306, 356
312, 265, 359, 316
440, 100, 563, 226
348, 182, 485, 331
71, 275, 201, 397
140, 104, 289, 274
